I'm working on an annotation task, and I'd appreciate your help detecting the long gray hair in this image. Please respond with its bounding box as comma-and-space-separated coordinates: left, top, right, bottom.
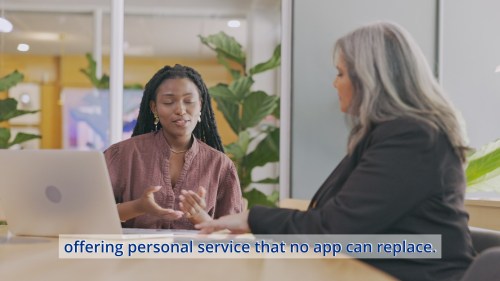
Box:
334, 21, 468, 161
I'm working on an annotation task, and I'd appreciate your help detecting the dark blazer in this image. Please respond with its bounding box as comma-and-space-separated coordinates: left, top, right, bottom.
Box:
248, 118, 475, 281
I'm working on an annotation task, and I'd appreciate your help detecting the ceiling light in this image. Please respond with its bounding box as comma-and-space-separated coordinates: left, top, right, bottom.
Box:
495, 65, 500, 73
227, 20, 241, 28
30, 32, 61, 41
0, 17, 13, 33
20, 93, 31, 105
17, 43, 30, 52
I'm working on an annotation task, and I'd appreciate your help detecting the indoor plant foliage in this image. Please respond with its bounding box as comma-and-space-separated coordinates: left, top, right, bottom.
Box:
199, 32, 281, 208
80, 53, 142, 89
465, 139, 500, 193
0, 70, 41, 149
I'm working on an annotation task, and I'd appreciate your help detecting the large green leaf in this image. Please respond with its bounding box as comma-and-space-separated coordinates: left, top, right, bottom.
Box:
245, 128, 280, 170
0, 98, 17, 121
267, 190, 280, 204
0, 128, 11, 148
272, 97, 280, 119
80, 53, 98, 85
0, 70, 24, 91
0, 128, 41, 149
243, 188, 278, 208
249, 44, 281, 75
238, 167, 252, 190
80, 53, 110, 89
241, 91, 279, 130
229, 76, 254, 101
209, 84, 240, 104
0, 98, 39, 122
9, 132, 41, 147
124, 83, 143, 90
216, 53, 241, 80
212, 96, 240, 134
225, 131, 251, 160
466, 139, 500, 192
466, 140, 500, 184
468, 169, 500, 193
254, 177, 280, 184
199, 32, 246, 68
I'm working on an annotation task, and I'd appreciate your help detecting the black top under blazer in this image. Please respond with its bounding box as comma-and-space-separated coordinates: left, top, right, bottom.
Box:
248, 118, 475, 281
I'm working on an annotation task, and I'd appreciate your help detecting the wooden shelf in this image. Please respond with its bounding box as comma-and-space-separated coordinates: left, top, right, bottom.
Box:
465, 199, 500, 231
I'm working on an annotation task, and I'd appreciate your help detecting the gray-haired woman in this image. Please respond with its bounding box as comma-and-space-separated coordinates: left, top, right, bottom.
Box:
193, 22, 475, 281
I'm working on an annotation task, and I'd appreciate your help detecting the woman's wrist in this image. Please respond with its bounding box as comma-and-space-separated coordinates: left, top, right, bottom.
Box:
117, 199, 145, 222
187, 211, 211, 225
131, 199, 147, 217
116, 203, 126, 222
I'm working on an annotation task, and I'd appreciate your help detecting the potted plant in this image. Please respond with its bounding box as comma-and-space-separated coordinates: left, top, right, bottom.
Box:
0, 70, 41, 225
0, 70, 41, 149
199, 32, 281, 208
80, 53, 142, 90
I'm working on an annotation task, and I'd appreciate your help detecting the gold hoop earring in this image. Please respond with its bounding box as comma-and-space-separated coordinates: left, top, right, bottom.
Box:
154, 115, 160, 131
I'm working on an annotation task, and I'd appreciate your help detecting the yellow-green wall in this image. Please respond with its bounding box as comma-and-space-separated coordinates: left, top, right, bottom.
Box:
0, 54, 237, 149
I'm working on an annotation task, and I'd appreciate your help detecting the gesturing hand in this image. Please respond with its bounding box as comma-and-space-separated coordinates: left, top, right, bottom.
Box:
138, 186, 183, 220
195, 210, 250, 234
179, 186, 212, 225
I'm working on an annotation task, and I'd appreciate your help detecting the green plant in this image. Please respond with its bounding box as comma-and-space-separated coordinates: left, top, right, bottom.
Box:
466, 139, 500, 193
80, 53, 143, 89
199, 32, 281, 208
0, 70, 41, 149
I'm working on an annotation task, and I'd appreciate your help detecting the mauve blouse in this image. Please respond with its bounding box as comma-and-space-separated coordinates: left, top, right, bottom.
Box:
104, 130, 243, 230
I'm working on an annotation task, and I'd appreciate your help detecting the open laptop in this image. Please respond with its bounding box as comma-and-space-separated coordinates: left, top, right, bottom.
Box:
0, 150, 196, 237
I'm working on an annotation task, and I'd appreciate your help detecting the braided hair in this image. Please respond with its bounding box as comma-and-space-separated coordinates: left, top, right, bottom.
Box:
132, 64, 225, 152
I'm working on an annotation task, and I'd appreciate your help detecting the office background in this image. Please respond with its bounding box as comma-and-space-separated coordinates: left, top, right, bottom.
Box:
289, 0, 500, 199
0, 0, 498, 200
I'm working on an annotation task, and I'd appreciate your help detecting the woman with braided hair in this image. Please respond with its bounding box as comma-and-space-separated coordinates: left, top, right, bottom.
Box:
104, 64, 243, 230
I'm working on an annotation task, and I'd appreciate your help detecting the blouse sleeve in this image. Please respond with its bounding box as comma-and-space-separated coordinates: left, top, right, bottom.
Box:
248, 122, 446, 234
214, 159, 243, 218
103, 144, 124, 203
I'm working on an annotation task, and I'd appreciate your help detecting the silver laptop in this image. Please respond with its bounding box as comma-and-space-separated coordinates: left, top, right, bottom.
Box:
0, 150, 124, 237
0, 150, 198, 238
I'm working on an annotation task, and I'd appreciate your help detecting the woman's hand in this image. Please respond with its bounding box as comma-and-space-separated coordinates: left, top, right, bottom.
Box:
179, 186, 212, 225
195, 210, 250, 234
118, 186, 183, 222
138, 186, 184, 218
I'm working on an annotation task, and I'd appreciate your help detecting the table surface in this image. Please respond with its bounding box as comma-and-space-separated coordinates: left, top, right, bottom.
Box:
0, 226, 397, 281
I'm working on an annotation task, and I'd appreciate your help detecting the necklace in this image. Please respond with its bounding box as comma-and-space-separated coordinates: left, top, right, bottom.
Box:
161, 130, 190, 154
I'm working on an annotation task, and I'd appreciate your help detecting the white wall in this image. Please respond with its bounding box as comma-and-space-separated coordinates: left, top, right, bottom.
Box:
440, 0, 500, 149
291, 0, 438, 199
246, 0, 281, 195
